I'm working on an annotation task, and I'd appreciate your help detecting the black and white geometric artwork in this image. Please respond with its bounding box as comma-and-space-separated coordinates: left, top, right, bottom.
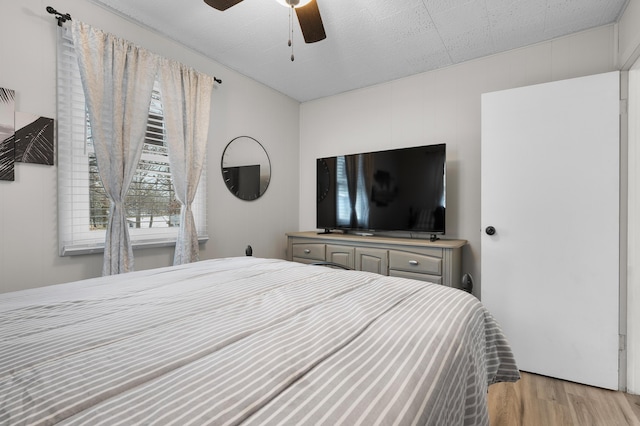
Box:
15, 112, 55, 165
0, 87, 16, 181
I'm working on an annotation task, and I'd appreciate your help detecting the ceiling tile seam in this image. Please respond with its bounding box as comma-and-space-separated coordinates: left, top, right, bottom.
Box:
419, 0, 454, 66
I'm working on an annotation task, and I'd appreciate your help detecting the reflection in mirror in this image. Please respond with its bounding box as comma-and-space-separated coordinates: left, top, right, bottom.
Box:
221, 136, 271, 200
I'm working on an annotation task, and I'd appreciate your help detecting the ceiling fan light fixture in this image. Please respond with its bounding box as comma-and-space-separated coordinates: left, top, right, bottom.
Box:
275, 0, 313, 8
204, 0, 326, 45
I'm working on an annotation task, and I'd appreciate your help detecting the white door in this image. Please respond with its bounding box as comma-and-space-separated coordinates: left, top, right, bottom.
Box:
481, 72, 620, 390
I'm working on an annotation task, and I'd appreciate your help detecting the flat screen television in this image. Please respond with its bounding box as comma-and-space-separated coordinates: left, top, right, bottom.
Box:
317, 144, 446, 236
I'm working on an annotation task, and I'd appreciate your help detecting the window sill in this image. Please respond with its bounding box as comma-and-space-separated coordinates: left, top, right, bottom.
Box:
60, 235, 209, 256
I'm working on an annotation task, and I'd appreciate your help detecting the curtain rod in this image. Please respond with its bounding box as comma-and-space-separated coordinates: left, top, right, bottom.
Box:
45, 6, 223, 85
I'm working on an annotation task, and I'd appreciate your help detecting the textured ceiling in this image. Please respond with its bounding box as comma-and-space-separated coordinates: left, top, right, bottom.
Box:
90, 0, 629, 102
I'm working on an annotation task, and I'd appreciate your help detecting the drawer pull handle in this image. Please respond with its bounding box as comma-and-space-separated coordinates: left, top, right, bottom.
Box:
304, 249, 311, 254
409, 260, 419, 266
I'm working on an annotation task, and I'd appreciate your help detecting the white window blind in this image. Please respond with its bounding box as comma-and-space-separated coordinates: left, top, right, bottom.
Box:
57, 26, 207, 256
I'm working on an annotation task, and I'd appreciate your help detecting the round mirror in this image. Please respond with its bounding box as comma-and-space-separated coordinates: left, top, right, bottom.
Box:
221, 136, 271, 201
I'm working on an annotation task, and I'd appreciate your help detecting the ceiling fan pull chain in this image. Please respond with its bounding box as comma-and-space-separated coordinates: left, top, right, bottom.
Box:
288, 5, 292, 47
289, 5, 295, 61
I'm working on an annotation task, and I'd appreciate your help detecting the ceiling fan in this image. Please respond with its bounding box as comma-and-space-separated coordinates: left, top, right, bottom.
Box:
203, 0, 326, 44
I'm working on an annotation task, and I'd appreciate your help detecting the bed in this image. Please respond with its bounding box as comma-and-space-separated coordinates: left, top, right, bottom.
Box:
0, 257, 519, 425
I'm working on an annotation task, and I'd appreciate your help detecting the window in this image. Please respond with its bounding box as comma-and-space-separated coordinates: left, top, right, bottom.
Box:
87, 84, 181, 231
57, 26, 206, 256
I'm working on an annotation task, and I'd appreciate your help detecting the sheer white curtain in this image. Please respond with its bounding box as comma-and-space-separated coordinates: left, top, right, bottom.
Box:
72, 21, 159, 275
159, 58, 214, 265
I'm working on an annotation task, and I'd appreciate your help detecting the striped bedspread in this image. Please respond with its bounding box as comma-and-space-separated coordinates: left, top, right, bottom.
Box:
0, 257, 519, 425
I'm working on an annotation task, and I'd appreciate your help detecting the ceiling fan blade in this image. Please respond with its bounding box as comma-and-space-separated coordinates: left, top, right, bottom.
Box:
295, 0, 326, 43
203, 0, 243, 11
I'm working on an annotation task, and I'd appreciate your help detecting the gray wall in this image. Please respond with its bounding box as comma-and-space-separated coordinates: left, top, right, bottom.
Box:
619, 0, 640, 69
0, 0, 300, 293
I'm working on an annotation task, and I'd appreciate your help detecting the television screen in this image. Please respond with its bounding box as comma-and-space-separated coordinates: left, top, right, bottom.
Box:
317, 144, 446, 234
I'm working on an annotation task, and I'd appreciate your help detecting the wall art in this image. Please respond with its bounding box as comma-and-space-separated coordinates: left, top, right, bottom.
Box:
14, 112, 55, 165
0, 87, 15, 181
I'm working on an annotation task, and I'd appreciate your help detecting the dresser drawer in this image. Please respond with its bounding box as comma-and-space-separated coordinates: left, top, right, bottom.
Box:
389, 249, 442, 275
389, 269, 442, 285
292, 243, 326, 261
287, 232, 465, 288
326, 244, 355, 269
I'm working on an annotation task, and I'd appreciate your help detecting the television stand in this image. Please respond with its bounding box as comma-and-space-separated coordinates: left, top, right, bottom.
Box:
286, 231, 466, 288
429, 234, 440, 242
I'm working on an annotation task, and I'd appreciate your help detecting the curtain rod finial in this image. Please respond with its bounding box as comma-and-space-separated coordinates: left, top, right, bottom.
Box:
46, 6, 72, 26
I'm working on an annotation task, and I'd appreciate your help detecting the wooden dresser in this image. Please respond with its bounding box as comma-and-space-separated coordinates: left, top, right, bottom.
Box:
286, 231, 466, 288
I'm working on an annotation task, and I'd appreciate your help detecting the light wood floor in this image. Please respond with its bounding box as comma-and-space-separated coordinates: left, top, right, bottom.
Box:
488, 372, 640, 426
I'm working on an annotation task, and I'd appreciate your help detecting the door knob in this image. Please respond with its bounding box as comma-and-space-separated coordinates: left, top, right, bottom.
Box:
485, 226, 496, 236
